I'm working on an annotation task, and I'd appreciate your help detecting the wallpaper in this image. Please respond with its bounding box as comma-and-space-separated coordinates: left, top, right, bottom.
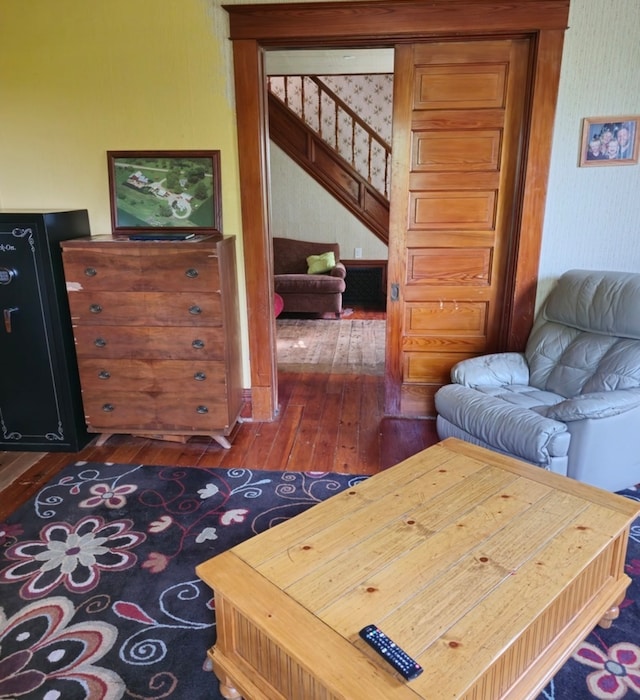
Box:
269, 74, 393, 195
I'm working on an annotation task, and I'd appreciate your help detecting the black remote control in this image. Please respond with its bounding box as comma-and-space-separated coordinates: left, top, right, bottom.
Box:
359, 624, 423, 681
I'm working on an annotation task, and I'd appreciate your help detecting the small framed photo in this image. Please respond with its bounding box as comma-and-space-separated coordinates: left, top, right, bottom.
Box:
107, 150, 222, 235
579, 116, 640, 167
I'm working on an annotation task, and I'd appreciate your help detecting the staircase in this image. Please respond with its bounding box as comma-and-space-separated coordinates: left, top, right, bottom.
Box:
267, 76, 390, 245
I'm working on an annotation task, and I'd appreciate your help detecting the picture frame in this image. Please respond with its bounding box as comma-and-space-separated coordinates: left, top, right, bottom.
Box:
107, 150, 222, 236
579, 116, 640, 167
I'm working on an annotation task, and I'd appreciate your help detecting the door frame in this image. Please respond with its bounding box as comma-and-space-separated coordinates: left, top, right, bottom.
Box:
224, 0, 570, 421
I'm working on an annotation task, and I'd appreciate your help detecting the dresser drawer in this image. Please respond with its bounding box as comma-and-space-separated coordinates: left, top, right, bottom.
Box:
63, 248, 220, 292
73, 326, 226, 360
77, 359, 226, 393
83, 393, 231, 433
67, 291, 222, 326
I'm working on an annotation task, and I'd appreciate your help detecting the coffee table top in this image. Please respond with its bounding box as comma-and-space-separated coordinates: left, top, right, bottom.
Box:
199, 438, 640, 698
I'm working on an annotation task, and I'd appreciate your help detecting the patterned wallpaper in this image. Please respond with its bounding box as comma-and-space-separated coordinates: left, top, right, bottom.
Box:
269, 74, 393, 195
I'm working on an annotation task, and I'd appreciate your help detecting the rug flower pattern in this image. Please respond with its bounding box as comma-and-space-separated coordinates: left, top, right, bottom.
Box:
0, 463, 365, 699
0, 462, 638, 699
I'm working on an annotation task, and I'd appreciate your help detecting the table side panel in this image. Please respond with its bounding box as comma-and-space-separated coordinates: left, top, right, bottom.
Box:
500, 575, 632, 700
197, 552, 421, 699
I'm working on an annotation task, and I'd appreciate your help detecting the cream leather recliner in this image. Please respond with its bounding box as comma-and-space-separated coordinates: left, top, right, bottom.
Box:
435, 269, 640, 492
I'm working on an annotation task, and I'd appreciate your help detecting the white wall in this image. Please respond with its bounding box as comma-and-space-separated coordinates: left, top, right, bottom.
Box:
537, 0, 640, 304
269, 143, 389, 259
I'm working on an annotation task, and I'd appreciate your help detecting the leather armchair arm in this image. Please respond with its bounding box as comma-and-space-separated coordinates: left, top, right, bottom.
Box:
534, 389, 640, 422
329, 262, 347, 280
435, 384, 570, 464
451, 352, 530, 388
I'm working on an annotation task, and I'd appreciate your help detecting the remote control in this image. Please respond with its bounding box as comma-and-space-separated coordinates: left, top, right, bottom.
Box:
359, 624, 423, 681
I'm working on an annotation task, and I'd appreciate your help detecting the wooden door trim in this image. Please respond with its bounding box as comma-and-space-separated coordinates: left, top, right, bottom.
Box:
225, 1, 570, 40
225, 0, 570, 421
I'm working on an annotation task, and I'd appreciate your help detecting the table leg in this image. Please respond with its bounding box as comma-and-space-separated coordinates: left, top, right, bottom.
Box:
219, 676, 243, 700
598, 593, 625, 629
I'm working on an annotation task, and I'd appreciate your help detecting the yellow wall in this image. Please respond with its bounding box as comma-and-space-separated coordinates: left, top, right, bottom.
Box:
0, 0, 249, 376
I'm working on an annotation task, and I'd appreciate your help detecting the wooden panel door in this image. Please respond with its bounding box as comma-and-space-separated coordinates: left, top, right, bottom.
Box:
386, 39, 531, 417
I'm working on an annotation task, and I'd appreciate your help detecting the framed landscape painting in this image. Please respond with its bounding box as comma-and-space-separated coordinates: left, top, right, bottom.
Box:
107, 150, 222, 235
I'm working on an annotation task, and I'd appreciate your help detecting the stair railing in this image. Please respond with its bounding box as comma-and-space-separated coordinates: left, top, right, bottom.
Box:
268, 75, 391, 198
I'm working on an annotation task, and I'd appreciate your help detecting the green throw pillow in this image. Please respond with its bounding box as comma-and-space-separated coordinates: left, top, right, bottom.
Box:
307, 251, 336, 274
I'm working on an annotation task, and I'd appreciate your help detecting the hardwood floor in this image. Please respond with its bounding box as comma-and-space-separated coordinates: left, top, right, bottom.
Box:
0, 308, 439, 521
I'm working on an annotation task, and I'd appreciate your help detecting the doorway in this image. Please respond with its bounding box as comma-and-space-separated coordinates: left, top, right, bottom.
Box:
225, 0, 569, 422
266, 49, 391, 377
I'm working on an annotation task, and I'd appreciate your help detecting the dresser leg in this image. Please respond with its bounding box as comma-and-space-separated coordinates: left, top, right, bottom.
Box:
213, 435, 232, 449
95, 433, 113, 446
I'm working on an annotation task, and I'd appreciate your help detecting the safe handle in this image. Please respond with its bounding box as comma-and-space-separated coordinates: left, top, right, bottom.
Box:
3, 307, 18, 333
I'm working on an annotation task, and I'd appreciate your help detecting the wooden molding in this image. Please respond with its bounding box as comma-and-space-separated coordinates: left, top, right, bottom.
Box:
225, 1, 570, 41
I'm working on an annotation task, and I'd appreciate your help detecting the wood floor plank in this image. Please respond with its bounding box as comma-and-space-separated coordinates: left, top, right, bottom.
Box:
0, 452, 46, 492
334, 377, 363, 473
287, 373, 329, 470
380, 417, 439, 470
358, 374, 384, 474
262, 403, 304, 471
218, 420, 260, 468
309, 375, 344, 472
241, 412, 287, 470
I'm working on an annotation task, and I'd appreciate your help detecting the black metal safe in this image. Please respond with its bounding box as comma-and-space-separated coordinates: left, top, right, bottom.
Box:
0, 211, 92, 451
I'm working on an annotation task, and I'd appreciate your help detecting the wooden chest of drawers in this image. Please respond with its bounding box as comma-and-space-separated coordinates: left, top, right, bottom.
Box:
60, 235, 242, 447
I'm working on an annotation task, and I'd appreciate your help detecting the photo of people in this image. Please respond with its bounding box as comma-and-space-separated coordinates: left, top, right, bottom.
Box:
580, 116, 639, 166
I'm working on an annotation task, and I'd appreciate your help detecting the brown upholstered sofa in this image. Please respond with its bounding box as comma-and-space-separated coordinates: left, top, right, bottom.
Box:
273, 237, 347, 316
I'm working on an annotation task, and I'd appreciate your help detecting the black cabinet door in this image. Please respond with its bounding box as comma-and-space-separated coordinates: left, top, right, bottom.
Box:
0, 212, 91, 451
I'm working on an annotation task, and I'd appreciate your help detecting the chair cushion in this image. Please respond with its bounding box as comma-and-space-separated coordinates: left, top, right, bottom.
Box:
524, 269, 640, 397
274, 273, 345, 295
434, 384, 570, 464
544, 268, 640, 340
472, 384, 566, 409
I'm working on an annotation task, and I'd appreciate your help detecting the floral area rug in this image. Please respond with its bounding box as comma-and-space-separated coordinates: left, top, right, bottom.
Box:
0, 462, 639, 699
0, 462, 366, 699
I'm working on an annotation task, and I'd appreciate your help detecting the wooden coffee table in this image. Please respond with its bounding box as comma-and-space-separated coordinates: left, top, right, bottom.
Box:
196, 438, 640, 699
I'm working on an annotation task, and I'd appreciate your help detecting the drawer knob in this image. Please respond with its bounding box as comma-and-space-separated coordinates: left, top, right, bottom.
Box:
196, 405, 209, 414
94, 337, 107, 348
192, 339, 205, 349
185, 268, 199, 279
90, 303, 102, 314
102, 403, 115, 412
85, 267, 97, 277
189, 305, 202, 315
98, 370, 111, 380
194, 371, 206, 381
